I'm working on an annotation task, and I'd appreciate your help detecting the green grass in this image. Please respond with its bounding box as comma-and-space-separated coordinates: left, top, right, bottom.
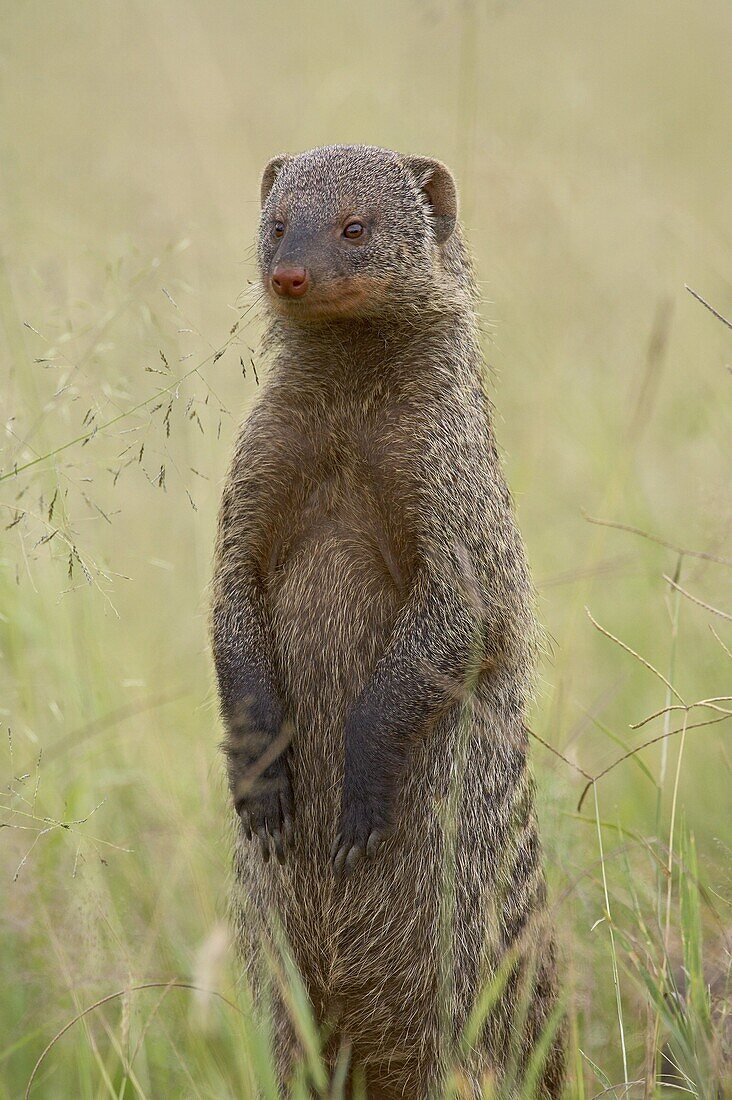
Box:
1, 1, 731, 1096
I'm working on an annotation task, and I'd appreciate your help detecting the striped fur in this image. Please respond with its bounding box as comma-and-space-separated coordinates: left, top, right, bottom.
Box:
212, 145, 564, 1097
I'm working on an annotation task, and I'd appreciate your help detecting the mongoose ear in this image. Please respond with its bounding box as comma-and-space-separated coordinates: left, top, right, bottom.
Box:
260, 155, 290, 207
403, 156, 458, 244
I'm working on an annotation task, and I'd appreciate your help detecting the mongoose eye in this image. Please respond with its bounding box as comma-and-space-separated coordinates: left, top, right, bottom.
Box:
343, 220, 365, 240
273, 221, 285, 239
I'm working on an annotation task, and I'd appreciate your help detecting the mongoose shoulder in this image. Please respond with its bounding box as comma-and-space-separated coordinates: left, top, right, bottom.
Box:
212, 144, 564, 1098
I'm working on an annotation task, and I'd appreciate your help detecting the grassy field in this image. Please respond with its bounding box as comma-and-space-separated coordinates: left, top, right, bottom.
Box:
1, 1, 731, 1096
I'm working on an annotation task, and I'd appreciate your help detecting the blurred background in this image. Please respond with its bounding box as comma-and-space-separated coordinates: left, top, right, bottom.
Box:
1, 1, 730, 1095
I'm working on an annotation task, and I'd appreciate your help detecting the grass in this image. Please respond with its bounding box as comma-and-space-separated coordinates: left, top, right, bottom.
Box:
1, 1, 731, 1096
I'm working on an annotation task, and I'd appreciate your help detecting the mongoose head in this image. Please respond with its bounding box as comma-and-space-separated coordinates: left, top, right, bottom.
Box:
257, 144, 467, 322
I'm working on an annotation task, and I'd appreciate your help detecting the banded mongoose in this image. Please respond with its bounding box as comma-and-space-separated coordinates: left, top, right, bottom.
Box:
211, 144, 565, 1097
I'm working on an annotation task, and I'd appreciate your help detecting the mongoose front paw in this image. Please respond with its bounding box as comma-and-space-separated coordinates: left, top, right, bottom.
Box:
330, 799, 389, 880
234, 761, 294, 865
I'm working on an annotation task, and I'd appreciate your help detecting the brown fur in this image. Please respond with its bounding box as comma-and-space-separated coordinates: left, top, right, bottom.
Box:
211, 145, 565, 1097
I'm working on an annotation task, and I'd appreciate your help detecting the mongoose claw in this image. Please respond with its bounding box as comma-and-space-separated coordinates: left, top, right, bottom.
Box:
366, 830, 384, 858
235, 766, 294, 865
331, 808, 387, 879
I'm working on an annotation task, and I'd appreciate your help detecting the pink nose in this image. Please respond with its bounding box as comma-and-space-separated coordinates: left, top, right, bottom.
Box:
271, 266, 310, 298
